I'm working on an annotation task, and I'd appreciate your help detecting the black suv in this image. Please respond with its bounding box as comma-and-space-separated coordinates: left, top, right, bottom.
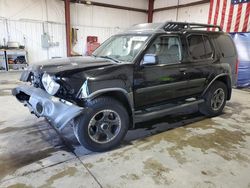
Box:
13, 22, 238, 152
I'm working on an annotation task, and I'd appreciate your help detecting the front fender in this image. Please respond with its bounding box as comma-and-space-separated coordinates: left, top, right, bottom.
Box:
85, 88, 134, 110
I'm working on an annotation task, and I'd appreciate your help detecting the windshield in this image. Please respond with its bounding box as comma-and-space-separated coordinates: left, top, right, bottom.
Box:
92, 35, 150, 62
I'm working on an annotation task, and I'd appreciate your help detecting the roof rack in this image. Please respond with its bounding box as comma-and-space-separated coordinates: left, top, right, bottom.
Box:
162, 22, 222, 32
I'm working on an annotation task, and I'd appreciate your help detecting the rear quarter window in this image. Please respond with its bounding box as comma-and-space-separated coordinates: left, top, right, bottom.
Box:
216, 35, 236, 58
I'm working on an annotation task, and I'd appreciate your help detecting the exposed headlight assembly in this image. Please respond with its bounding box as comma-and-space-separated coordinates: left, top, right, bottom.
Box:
42, 73, 60, 95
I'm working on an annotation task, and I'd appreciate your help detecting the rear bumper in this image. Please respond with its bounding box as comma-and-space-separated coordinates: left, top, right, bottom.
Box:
12, 85, 83, 130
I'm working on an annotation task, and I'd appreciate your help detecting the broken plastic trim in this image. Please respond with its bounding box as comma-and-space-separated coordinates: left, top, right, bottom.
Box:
12, 85, 84, 131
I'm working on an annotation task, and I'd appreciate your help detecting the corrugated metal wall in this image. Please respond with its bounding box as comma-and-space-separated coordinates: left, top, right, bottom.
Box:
7, 20, 47, 62
0, 19, 6, 40
0, 19, 123, 63
47, 22, 67, 60
153, 0, 209, 23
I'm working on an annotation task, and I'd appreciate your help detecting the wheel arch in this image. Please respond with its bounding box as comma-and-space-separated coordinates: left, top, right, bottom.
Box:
202, 74, 232, 100
87, 89, 134, 128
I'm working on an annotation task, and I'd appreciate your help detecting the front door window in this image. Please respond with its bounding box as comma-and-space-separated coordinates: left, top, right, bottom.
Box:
145, 36, 182, 65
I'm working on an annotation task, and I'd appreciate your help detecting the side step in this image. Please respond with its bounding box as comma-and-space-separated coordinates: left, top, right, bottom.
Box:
134, 99, 204, 123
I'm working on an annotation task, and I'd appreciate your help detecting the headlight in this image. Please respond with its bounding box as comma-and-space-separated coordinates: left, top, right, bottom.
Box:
42, 73, 60, 95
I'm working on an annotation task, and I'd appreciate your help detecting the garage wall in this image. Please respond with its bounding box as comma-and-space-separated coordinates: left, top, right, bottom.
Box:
0, 0, 147, 63
153, 0, 209, 23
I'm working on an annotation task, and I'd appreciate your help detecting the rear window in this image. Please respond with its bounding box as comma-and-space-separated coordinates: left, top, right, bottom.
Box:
216, 35, 236, 58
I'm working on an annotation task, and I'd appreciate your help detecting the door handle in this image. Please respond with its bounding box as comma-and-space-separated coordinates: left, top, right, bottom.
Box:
179, 68, 187, 72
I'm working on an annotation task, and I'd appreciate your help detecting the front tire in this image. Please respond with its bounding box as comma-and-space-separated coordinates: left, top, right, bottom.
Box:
74, 97, 129, 152
199, 81, 227, 117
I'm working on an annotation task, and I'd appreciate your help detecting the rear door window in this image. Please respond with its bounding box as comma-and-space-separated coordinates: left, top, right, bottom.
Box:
203, 36, 213, 59
187, 35, 214, 60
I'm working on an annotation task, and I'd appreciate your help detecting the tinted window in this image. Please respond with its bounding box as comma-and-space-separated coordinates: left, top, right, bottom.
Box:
188, 35, 214, 60
146, 36, 181, 64
203, 36, 213, 58
216, 35, 236, 57
188, 35, 206, 59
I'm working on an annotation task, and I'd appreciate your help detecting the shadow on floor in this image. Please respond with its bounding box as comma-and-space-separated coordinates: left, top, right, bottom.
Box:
58, 105, 206, 156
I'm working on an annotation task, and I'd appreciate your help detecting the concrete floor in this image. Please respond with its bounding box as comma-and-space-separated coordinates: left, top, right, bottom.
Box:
0, 71, 250, 188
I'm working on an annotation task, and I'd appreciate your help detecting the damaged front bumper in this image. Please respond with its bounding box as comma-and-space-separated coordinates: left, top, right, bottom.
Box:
12, 85, 84, 131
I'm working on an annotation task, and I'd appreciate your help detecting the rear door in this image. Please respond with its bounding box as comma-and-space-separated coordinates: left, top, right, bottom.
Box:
183, 33, 217, 95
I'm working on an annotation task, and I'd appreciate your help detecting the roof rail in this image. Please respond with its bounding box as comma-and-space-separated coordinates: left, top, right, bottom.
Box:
162, 22, 222, 32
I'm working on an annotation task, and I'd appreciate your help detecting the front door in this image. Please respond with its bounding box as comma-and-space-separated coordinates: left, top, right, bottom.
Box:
133, 35, 191, 108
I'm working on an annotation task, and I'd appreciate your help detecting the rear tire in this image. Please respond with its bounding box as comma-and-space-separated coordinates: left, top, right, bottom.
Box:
199, 81, 227, 117
74, 97, 129, 152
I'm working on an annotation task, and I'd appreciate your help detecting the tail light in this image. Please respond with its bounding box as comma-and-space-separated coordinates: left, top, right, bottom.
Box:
235, 59, 239, 75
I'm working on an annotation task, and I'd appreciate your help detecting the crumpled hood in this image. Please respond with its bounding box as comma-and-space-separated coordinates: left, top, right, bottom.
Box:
29, 56, 115, 75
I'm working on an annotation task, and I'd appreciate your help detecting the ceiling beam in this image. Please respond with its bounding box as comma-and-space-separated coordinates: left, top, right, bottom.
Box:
71, 0, 147, 13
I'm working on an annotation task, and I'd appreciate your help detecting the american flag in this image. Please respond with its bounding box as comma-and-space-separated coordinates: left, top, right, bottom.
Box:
208, 0, 250, 32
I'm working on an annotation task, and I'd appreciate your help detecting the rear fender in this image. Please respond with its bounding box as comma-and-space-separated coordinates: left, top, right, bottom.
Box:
202, 73, 232, 100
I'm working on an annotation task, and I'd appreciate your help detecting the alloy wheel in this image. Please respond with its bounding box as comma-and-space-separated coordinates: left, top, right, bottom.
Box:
88, 109, 122, 144
211, 88, 225, 111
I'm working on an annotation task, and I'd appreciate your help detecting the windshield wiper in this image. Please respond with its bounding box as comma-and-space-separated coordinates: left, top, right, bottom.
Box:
98, 55, 121, 63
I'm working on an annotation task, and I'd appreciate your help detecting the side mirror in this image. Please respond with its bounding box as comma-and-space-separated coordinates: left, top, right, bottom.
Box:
142, 54, 158, 66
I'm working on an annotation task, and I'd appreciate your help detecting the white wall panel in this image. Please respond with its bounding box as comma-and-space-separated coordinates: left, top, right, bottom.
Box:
153, 1, 210, 24
6, 20, 48, 62
71, 3, 93, 26
4, 20, 66, 62
71, 4, 147, 28
154, 0, 207, 9
46, 0, 65, 23
0, 0, 46, 21
47, 23, 67, 59
0, 0, 65, 23
92, 6, 146, 28
0, 19, 7, 46
177, 3, 209, 23
154, 0, 178, 9
154, 9, 178, 22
